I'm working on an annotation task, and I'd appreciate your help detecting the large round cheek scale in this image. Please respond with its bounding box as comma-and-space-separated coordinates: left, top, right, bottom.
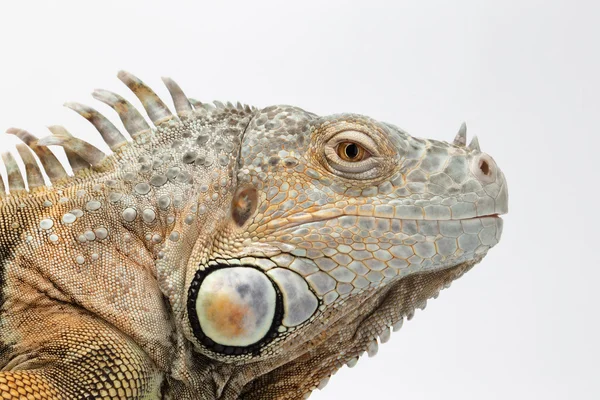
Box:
195, 267, 276, 347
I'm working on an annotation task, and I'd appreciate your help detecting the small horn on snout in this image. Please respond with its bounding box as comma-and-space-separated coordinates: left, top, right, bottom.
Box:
453, 122, 467, 147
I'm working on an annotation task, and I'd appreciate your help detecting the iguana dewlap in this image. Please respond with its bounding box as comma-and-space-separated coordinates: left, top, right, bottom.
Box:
0, 72, 508, 399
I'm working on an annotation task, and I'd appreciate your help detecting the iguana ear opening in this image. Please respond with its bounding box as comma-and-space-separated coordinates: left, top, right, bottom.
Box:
232, 185, 258, 227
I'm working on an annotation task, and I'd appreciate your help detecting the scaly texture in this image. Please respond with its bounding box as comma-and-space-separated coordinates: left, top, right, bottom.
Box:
0, 72, 508, 399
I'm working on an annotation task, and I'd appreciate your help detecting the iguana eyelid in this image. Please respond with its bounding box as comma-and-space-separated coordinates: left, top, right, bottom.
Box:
323, 145, 380, 176
327, 130, 379, 156
322, 130, 383, 176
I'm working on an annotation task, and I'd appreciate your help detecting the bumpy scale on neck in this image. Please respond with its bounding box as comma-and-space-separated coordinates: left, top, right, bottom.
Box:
0, 73, 257, 396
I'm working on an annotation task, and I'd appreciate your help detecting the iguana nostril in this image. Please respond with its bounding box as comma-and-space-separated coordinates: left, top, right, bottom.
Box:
479, 159, 490, 176
470, 153, 497, 183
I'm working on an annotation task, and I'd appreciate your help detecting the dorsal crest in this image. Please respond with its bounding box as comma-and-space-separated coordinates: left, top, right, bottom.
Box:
0, 71, 256, 202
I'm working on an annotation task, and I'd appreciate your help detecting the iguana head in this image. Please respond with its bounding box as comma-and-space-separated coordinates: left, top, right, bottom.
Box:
178, 105, 508, 394
0, 73, 507, 399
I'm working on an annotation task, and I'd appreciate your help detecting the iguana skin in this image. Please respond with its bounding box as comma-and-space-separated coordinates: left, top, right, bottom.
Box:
0, 72, 508, 399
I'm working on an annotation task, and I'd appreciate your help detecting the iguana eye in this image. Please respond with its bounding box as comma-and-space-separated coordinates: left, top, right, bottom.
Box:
323, 130, 380, 178
337, 142, 368, 162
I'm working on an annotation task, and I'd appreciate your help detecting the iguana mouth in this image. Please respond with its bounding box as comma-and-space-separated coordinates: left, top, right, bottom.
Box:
271, 210, 504, 234
461, 213, 502, 220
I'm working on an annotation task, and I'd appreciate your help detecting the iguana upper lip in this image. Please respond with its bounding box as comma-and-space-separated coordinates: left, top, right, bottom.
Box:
268, 211, 503, 232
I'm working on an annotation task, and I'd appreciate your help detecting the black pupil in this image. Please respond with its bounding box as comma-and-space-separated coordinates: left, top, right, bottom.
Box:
345, 143, 359, 159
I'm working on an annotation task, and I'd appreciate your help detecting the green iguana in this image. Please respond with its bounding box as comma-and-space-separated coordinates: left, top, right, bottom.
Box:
0, 72, 508, 399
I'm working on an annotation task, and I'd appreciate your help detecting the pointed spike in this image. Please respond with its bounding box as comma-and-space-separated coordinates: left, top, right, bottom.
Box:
346, 357, 359, 368
65, 148, 91, 174
468, 135, 481, 152
64, 102, 128, 151
188, 98, 203, 108
65, 151, 90, 173
1, 152, 26, 193
367, 339, 379, 357
379, 327, 391, 344
213, 100, 225, 109
15, 144, 45, 190
317, 376, 330, 390
453, 122, 467, 147
188, 98, 207, 114
0, 171, 5, 197
202, 103, 216, 111
392, 318, 404, 332
40, 129, 107, 167
6, 128, 68, 183
47, 126, 90, 173
161, 77, 193, 118
92, 89, 151, 138
6, 127, 37, 146
236, 101, 243, 111
117, 70, 173, 125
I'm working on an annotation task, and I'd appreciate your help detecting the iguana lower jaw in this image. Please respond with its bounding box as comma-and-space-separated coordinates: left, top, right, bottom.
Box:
233, 259, 480, 400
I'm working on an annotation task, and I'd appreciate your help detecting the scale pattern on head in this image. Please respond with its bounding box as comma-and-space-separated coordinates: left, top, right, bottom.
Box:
185, 104, 508, 396
0, 73, 507, 399
178, 95, 508, 396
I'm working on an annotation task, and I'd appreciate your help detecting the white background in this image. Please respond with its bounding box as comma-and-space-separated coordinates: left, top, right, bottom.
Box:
0, 1, 598, 399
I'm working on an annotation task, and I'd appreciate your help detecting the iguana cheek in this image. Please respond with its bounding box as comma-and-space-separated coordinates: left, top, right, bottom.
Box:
194, 267, 277, 347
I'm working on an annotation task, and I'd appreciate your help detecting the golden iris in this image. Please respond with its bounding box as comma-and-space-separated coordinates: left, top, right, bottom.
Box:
337, 142, 367, 162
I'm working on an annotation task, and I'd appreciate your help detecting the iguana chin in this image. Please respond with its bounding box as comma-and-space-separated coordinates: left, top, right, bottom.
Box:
0, 71, 508, 399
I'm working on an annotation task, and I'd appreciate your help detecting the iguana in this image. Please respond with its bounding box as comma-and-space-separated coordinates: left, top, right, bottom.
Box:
0, 72, 508, 399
